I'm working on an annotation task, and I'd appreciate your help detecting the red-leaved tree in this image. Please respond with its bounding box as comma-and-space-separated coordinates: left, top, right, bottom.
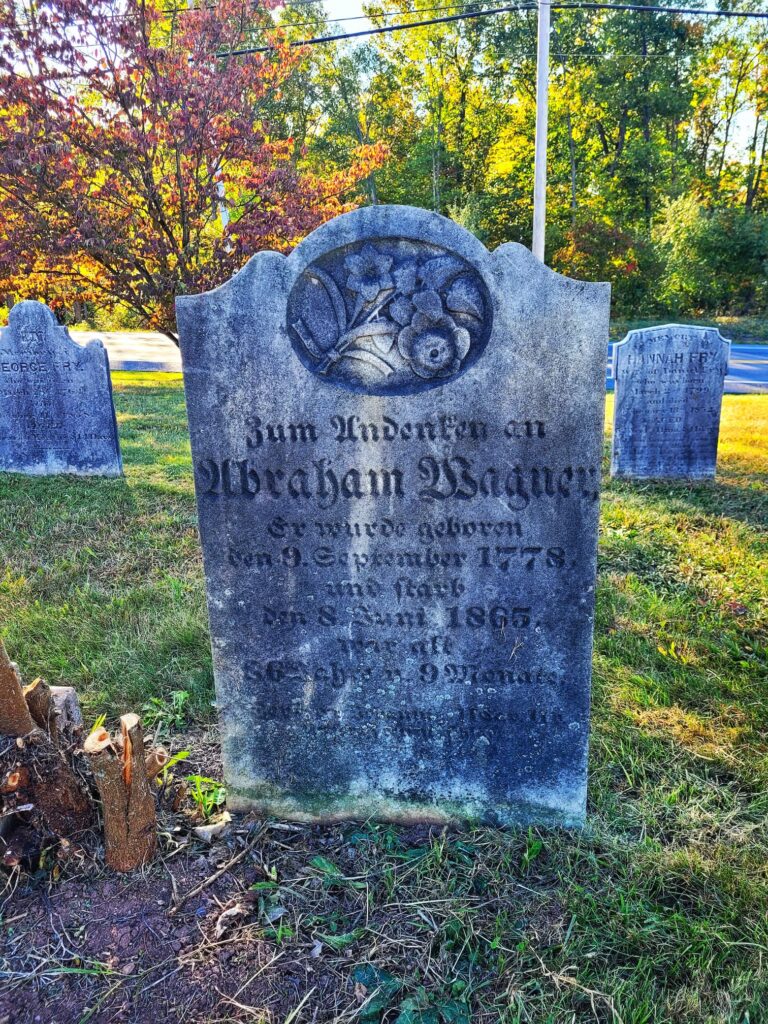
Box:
0, 0, 385, 340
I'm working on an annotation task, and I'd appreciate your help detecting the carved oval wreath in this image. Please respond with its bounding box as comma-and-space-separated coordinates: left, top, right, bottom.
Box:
287, 238, 493, 395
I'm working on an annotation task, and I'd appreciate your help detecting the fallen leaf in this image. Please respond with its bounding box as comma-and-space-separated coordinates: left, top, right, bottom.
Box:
726, 601, 749, 616
214, 903, 247, 939
193, 811, 232, 843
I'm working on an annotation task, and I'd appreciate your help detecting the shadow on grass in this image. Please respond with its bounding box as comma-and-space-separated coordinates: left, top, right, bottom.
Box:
604, 475, 768, 534
0, 470, 136, 527
595, 526, 767, 744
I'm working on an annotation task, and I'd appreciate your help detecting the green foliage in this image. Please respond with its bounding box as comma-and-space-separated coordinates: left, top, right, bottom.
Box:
141, 689, 190, 740
295, 5, 768, 316
185, 775, 226, 819
309, 855, 367, 890
551, 219, 665, 315
656, 196, 768, 314
6, 2, 768, 320
353, 965, 402, 1022
157, 749, 190, 785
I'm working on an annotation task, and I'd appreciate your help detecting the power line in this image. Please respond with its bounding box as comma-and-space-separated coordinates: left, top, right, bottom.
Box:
11, 0, 768, 59
557, 2, 768, 17
219, 3, 533, 54
13, 0, 768, 35
283, 1, 507, 31
216, 1, 768, 56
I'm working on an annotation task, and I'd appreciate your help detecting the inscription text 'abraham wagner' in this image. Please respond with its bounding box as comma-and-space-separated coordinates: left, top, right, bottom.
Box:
195, 455, 600, 511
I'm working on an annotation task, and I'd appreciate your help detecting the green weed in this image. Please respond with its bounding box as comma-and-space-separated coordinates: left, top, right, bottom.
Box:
185, 774, 226, 819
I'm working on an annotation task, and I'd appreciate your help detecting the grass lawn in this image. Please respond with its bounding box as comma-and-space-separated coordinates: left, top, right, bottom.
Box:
1, 375, 767, 1023
610, 315, 768, 345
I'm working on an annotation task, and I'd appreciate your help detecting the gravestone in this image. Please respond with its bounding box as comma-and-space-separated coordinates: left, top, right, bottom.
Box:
178, 206, 610, 826
611, 325, 730, 480
0, 301, 122, 476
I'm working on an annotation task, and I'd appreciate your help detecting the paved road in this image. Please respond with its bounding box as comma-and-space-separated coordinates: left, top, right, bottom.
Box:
71, 329, 182, 372
72, 330, 768, 394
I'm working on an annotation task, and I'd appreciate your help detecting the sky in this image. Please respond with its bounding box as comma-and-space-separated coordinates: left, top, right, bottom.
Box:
317, 0, 373, 36
325, 0, 367, 20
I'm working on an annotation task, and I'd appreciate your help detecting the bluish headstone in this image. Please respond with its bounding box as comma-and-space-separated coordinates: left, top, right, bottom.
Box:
0, 301, 122, 477
612, 325, 730, 480
178, 206, 610, 827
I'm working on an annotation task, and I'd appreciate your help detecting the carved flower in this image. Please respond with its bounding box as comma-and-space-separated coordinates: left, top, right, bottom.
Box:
393, 261, 420, 296
397, 299, 471, 380
344, 244, 394, 302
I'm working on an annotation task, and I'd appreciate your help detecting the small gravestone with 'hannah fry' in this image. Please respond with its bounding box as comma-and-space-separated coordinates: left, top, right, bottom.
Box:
611, 324, 730, 480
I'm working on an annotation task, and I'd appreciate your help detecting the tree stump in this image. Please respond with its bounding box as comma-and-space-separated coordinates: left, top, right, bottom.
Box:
0, 644, 35, 738
0, 640, 94, 846
85, 714, 158, 871
1, 638, 165, 873
23, 678, 57, 740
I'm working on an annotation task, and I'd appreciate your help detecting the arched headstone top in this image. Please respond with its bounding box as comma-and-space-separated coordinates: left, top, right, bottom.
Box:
178, 204, 608, 387
611, 323, 730, 480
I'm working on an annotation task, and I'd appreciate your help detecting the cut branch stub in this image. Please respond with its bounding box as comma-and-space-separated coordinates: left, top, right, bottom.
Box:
145, 746, 169, 782
0, 639, 35, 738
24, 678, 57, 741
86, 714, 157, 872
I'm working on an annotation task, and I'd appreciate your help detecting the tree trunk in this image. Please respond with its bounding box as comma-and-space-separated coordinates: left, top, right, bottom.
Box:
641, 29, 652, 232
752, 122, 768, 208
716, 54, 750, 190
23, 678, 57, 740
745, 107, 766, 210
608, 108, 629, 176
566, 109, 578, 226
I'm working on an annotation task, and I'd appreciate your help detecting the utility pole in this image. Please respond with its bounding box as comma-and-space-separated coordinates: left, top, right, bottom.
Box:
532, 0, 551, 262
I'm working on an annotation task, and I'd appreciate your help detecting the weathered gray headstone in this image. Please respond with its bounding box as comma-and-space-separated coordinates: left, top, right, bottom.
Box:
0, 301, 122, 476
178, 206, 610, 827
611, 325, 730, 480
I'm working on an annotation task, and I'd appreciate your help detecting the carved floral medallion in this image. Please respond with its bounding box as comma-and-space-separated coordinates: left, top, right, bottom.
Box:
287, 238, 492, 394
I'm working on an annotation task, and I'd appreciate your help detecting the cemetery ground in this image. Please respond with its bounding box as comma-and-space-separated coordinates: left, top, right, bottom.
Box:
0, 376, 766, 1024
